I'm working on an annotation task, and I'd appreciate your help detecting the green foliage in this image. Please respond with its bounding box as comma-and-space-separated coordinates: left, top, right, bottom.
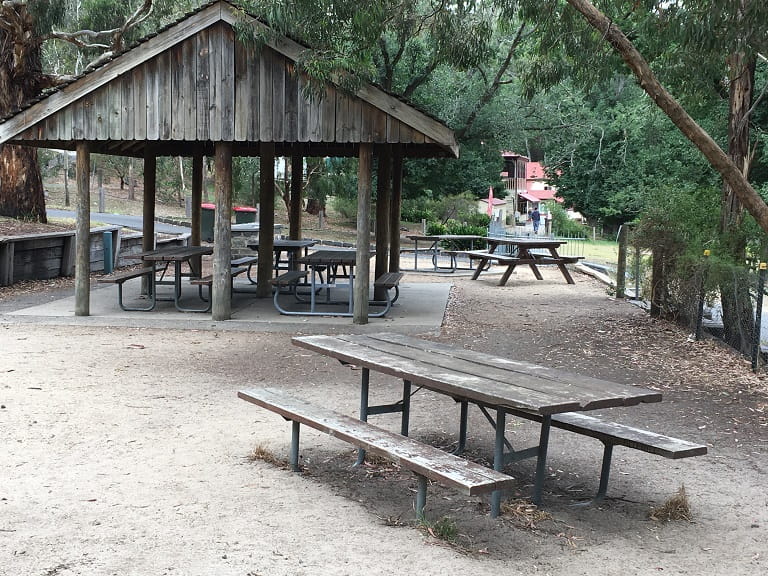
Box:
547, 202, 587, 238
400, 198, 433, 223
426, 219, 488, 250
329, 195, 358, 220
548, 79, 717, 227
232, 157, 260, 206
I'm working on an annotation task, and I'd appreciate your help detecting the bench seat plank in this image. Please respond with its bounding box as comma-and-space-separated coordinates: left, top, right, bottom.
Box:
549, 412, 708, 458
270, 270, 309, 286
97, 267, 154, 283
97, 267, 155, 311
238, 387, 515, 497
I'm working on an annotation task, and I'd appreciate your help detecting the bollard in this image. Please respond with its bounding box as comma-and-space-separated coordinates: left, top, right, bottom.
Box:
695, 250, 710, 341
103, 231, 113, 274
751, 262, 766, 372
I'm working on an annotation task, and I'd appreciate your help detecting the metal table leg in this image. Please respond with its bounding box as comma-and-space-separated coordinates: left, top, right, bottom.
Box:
490, 408, 506, 518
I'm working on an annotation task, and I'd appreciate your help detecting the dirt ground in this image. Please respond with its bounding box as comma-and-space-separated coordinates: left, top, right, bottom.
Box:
2, 267, 767, 576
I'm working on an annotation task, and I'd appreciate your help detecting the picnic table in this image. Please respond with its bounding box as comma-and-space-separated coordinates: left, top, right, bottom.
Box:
136, 245, 213, 312
403, 234, 484, 272
291, 333, 695, 517
467, 236, 582, 285
247, 238, 317, 276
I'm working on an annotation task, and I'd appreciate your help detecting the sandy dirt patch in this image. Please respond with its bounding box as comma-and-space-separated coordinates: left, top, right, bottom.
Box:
1, 267, 766, 575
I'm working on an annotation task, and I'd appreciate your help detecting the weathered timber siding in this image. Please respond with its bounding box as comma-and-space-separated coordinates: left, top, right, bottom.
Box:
16, 24, 427, 146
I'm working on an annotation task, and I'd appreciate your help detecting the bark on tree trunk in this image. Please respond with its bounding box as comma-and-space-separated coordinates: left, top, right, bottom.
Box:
719, 52, 756, 355
0, 9, 47, 222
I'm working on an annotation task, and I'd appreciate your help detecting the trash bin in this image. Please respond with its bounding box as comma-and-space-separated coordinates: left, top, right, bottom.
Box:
201, 203, 215, 242
233, 205, 258, 224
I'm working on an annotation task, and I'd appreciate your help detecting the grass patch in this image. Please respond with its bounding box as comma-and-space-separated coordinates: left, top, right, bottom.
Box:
418, 515, 459, 542
649, 485, 691, 522
247, 444, 289, 469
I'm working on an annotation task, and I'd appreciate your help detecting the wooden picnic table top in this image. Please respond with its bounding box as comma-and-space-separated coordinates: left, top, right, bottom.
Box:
406, 234, 485, 242
137, 245, 213, 261
248, 238, 317, 250
292, 333, 661, 416
486, 236, 566, 248
297, 249, 368, 267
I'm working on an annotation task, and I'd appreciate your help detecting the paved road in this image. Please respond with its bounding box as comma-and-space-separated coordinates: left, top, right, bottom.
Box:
47, 209, 190, 235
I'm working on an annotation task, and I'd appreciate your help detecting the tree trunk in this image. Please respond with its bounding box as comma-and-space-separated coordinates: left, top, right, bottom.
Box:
0, 8, 47, 222
719, 51, 756, 355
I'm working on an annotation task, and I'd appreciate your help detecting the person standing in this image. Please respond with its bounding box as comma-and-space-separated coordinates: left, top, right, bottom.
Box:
530, 206, 541, 234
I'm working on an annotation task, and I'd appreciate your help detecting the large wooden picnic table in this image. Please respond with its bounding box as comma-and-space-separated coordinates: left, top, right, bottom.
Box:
292, 333, 661, 516
474, 236, 578, 284
404, 234, 484, 272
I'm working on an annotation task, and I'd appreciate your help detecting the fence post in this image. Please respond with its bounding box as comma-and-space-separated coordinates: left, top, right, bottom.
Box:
616, 225, 628, 299
695, 250, 710, 341
751, 262, 766, 372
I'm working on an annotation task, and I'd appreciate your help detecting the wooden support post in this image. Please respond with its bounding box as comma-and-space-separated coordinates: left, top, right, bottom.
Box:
290, 148, 303, 240
213, 142, 233, 320
190, 154, 204, 274
389, 148, 403, 273
192, 155, 204, 247
142, 153, 157, 295
374, 146, 391, 301
354, 143, 373, 324
75, 142, 91, 316
256, 142, 276, 298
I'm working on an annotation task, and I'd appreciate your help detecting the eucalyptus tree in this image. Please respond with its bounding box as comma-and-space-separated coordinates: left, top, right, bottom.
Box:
239, 0, 533, 198
0, 0, 201, 221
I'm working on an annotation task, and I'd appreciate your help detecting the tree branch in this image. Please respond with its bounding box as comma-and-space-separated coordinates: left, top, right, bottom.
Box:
566, 0, 768, 233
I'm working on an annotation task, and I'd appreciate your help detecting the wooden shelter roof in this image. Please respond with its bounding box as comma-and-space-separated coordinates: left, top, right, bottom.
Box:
0, 0, 458, 159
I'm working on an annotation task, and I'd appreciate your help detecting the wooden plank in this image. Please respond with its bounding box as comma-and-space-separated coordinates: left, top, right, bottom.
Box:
196, 27, 211, 140
238, 388, 516, 495
0, 243, 14, 286
208, 25, 223, 141
233, 35, 250, 141
360, 333, 662, 407
170, 43, 185, 140
133, 65, 147, 140
120, 71, 134, 140
292, 335, 582, 415
219, 23, 235, 141
360, 102, 374, 142
335, 90, 349, 142
145, 58, 160, 140
259, 47, 273, 141
320, 85, 335, 141
156, 51, 173, 140
550, 413, 707, 458
372, 107, 387, 143
107, 79, 122, 139
248, 47, 260, 140
183, 36, 197, 141
334, 334, 632, 410
386, 116, 399, 143
297, 74, 311, 142
398, 123, 413, 144
307, 84, 323, 142
271, 52, 286, 142
284, 60, 299, 142
347, 95, 361, 141
71, 96, 85, 139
